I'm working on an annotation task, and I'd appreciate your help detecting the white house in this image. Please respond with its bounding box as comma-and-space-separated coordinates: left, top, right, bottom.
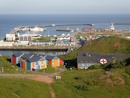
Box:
6, 34, 15, 41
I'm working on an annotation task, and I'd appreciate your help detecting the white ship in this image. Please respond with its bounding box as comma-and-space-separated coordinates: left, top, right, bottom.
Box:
30, 27, 46, 32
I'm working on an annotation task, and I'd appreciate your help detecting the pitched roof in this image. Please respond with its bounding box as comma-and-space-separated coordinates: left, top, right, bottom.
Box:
77, 51, 130, 64
13, 53, 24, 57
45, 55, 57, 60
77, 53, 99, 63
27, 55, 45, 62
21, 53, 34, 60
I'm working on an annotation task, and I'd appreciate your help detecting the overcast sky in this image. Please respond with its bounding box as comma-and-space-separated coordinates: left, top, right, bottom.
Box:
0, 0, 130, 14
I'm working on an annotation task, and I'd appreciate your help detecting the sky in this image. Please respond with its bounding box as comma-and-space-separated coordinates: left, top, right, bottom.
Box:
0, 0, 130, 14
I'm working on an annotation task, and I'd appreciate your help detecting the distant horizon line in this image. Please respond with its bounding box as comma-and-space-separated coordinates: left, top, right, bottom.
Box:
0, 13, 130, 15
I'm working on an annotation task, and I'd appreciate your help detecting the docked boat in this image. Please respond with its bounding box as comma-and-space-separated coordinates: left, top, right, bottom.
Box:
30, 27, 46, 32
56, 28, 72, 32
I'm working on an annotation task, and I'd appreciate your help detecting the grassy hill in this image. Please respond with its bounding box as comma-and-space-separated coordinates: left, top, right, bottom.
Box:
0, 78, 51, 98
1, 66, 130, 98
52, 66, 130, 98
0, 36, 130, 98
80, 36, 130, 54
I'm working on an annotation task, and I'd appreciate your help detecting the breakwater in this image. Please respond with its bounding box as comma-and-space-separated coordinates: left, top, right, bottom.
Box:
0, 47, 68, 51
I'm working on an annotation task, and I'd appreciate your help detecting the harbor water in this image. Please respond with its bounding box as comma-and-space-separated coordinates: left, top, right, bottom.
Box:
0, 50, 67, 56
0, 14, 130, 56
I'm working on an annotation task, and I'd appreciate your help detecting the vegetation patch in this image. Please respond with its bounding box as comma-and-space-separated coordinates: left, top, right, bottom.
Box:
0, 77, 51, 98
80, 36, 130, 54
39, 66, 58, 74
33, 36, 51, 42
52, 66, 130, 98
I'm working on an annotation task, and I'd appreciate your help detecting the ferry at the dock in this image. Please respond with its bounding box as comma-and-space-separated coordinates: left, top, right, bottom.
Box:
30, 27, 46, 32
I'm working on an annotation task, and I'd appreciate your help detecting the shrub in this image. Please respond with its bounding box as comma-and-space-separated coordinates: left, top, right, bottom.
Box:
103, 59, 129, 70
88, 64, 101, 69
125, 67, 130, 75
75, 85, 88, 91
75, 76, 82, 80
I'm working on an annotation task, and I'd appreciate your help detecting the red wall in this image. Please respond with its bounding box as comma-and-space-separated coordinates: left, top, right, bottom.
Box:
60, 60, 64, 66
12, 56, 16, 64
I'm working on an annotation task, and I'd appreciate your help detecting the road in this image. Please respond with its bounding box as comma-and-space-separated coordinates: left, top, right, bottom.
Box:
0, 68, 66, 98
73, 31, 82, 49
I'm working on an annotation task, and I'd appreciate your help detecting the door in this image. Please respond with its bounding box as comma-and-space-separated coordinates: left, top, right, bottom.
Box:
53, 60, 59, 67
22, 61, 26, 69
27, 62, 31, 70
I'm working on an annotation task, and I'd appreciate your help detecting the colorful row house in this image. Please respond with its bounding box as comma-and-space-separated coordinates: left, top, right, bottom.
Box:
27, 55, 47, 71
46, 55, 60, 67
11, 53, 60, 71
12, 53, 24, 65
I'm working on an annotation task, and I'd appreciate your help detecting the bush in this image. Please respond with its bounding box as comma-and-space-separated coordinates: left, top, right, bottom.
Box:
125, 67, 130, 75
75, 76, 82, 80
75, 85, 88, 91
103, 59, 129, 70
88, 64, 101, 69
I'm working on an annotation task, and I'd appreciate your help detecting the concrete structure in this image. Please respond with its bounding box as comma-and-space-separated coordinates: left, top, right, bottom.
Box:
14, 41, 29, 46
0, 41, 14, 46
6, 34, 15, 41
30, 42, 54, 46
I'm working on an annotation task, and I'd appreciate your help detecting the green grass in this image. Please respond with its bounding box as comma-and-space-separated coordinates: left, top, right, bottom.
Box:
39, 66, 58, 74
0, 78, 51, 98
59, 49, 77, 61
59, 49, 77, 68
0, 56, 34, 74
52, 67, 130, 98
33, 36, 51, 42
80, 36, 130, 54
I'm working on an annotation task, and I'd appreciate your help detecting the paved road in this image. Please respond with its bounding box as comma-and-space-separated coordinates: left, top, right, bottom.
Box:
73, 31, 82, 49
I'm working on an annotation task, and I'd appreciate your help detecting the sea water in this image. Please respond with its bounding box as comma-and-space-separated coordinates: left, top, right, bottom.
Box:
0, 14, 130, 39
0, 14, 130, 56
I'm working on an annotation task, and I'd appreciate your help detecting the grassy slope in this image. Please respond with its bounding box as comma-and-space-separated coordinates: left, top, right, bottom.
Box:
52, 67, 130, 98
0, 56, 34, 74
80, 36, 130, 54
0, 78, 51, 98
39, 66, 58, 74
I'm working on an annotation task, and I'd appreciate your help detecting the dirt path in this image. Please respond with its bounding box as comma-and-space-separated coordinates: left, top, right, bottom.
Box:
13, 93, 20, 98
0, 74, 55, 98
0, 74, 54, 83
0, 68, 66, 98
48, 84, 55, 98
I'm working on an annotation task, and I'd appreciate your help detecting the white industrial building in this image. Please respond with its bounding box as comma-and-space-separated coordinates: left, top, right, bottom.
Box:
0, 40, 14, 46
6, 34, 15, 41
19, 34, 41, 41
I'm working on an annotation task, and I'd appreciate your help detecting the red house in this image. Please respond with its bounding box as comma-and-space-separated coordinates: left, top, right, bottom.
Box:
12, 53, 24, 65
